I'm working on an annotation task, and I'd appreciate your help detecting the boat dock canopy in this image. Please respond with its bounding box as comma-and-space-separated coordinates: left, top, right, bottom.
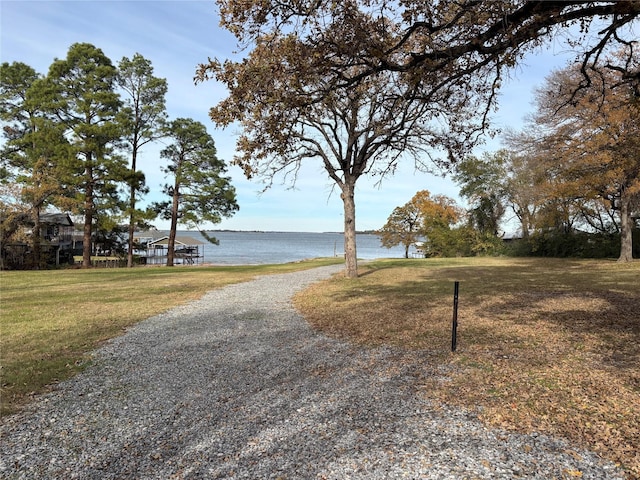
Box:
137, 235, 206, 265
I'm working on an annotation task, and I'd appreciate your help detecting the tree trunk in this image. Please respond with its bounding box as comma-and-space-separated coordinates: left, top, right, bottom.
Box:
127, 148, 138, 268
32, 206, 41, 270
82, 162, 94, 268
341, 181, 358, 278
82, 207, 92, 267
521, 211, 531, 239
618, 189, 633, 262
127, 207, 135, 267
167, 184, 180, 267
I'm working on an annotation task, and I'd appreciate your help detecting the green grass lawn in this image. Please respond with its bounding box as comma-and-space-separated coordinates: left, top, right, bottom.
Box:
0, 258, 342, 416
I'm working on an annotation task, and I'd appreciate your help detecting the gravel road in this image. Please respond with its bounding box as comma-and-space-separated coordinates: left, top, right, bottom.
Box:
0, 264, 626, 479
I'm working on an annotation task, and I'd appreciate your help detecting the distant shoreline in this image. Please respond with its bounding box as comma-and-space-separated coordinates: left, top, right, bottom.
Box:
149, 229, 380, 235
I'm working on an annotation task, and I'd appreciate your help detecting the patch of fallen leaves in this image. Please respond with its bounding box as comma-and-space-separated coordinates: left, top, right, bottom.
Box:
294, 259, 640, 479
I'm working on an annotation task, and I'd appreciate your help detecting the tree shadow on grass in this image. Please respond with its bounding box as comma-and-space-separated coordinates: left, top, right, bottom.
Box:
325, 259, 640, 371
478, 289, 640, 372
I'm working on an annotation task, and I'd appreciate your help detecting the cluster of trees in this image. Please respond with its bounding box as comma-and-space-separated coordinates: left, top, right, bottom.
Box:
377, 190, 492, 258
5, 2, 638, 274
1, 43, 238, 268
200, 0, 639, 276
518, 48, 640, 262
381, 47, 640, 262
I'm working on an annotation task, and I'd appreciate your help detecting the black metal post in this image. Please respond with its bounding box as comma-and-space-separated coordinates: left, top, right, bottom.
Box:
452, 281, 459, 352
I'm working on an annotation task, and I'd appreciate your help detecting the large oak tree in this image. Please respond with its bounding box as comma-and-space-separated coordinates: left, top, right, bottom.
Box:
201, 18, 494, 277
203, 0, 638, 275
529, 48, 640, 261
214, 1, 639, 109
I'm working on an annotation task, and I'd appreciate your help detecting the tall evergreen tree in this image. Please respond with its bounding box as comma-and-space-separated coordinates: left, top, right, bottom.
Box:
0, 61, 70, 268
117, 53, 168, 267
154, 118, 238, 267
40, 43, 125, 267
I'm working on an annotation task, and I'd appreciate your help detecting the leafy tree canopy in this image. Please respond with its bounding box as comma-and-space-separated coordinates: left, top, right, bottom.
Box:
526, 46, 640, 260
211, 1, 639, 114
379, 189, 462, 258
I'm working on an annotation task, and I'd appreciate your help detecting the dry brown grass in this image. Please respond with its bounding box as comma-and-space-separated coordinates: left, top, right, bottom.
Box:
294, 257, 640, 479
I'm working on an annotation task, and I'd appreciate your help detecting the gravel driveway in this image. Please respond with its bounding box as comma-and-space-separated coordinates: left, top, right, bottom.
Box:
0, 265, 626, 479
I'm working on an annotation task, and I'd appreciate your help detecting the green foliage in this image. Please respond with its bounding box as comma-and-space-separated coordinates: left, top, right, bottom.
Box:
159, 118, 239, 227
454, 152, 506, 201
506, 229, 640, 259
379, 190, 507, 258
2, 44, 240, 270
37, 43, 126, 267
154, 118, 238, 254
420, 225, 504, 258
116, 53, 168, 266
116, 53, 168, 151
422, 226, 457, 257
0, 61, 40, 129
451, 226, 505, 257
1, 61, 75, 267
0, 62, 69, 205
453, 151, 510, 237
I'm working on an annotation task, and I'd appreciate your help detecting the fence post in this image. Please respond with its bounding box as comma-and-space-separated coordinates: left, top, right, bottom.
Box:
452, 281, 459, 352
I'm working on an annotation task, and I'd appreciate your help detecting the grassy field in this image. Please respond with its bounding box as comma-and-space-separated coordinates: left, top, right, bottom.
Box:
2, 257, 638, 478
295, 257, 640, 479
0, 258, 342, 416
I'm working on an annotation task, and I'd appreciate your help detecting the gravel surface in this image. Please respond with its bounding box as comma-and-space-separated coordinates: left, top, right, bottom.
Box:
0, 265, 626, 479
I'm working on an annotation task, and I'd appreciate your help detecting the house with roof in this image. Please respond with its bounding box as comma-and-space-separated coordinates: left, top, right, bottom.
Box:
0, 212, 75, 269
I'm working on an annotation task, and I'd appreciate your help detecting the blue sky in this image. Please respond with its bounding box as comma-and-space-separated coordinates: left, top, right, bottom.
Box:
1, 1, 581, 232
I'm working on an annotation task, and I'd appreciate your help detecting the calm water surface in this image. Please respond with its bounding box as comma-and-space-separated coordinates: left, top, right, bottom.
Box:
167, 231, 410, 265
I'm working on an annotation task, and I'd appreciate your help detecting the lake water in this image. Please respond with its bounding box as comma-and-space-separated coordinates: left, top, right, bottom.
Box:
166, 231, 409, 265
